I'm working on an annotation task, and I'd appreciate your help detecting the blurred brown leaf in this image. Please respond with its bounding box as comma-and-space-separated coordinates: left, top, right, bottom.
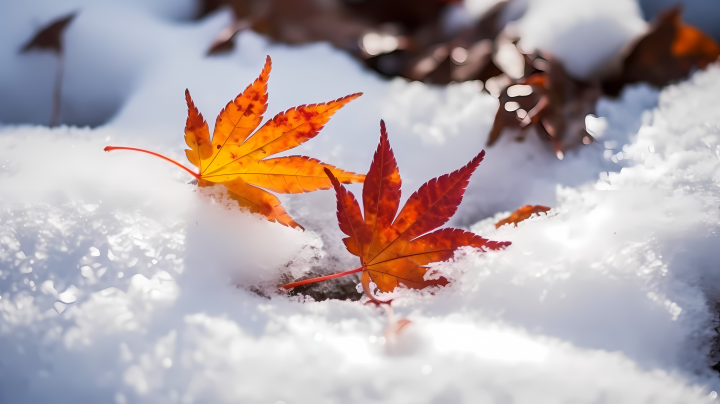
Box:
21, 13, 76, 54
200, 0, 511, 84
487, 6, 718, 156
21, 12, 77, 127
207, 19, 250, 55
365, 0, 510, 83
198, 2, 719, 159
603, 6, 720, 95
204, 0, 367, 55
487, 57, 599, 157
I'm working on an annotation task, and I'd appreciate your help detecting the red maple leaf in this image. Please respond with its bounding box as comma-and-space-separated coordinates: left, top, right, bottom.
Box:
283, 121, 510, 302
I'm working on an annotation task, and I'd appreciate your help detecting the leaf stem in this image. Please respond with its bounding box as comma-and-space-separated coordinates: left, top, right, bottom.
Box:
104, 146, 201, 180
50, 51, 64, 127
282, 267, 364, 290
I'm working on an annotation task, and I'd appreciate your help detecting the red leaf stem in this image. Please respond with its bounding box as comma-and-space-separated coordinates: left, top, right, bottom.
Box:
104, 146, 201, 180
282, 267, 364, 290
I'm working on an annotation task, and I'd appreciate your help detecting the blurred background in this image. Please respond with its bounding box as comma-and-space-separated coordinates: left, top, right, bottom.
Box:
1, 0, 719, 225
1, 0, 718, 131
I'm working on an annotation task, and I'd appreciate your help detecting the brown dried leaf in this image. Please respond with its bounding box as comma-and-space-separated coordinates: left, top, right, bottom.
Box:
603, 7, 720, 95
207, 19, 250, 55
21, 13, 76, 54
495, 205, 551, 229
486, 57, 600, 157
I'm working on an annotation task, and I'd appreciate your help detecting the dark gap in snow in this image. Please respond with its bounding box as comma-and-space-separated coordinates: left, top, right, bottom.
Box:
284, 267, 362, 302
711, 302, 720, 377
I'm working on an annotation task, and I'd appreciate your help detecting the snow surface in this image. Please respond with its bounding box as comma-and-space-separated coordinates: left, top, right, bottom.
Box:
2, 1, 720, 403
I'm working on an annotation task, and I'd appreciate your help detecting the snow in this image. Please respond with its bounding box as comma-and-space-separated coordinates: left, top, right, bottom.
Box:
2, 0, 720, 402
514, 0, 648, 79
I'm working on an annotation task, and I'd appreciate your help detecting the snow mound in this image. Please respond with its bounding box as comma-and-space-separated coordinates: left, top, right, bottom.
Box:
515, 0, 647, 79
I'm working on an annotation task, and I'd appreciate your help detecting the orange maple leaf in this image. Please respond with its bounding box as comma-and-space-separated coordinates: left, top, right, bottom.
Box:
283, 121, 510, 302
494, 205, 550, 229
105, 56, 364, 229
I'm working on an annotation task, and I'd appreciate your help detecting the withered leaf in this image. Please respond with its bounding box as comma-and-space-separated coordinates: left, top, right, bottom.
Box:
487, 6, 718, 156
495, 205, 551, 229
486, 58, 599, 158
21, 13, 76, 54
604, 7, 720, 95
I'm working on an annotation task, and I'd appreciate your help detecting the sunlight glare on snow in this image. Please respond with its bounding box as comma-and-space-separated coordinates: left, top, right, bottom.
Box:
428, 323, 548, 362
327, 335, 373, 363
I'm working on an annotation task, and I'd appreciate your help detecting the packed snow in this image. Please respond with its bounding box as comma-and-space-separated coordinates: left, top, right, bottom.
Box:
1, 0, 720, 402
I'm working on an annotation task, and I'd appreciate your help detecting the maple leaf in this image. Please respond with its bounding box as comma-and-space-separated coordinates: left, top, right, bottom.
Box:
105, 56, 364, 229
494, 205, 550, 229
283, 121, 510, 302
